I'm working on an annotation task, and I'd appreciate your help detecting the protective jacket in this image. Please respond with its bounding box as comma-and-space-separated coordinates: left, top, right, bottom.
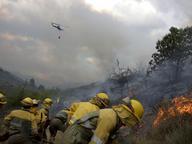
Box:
79, 109, 119, 144
88, 105, 140, 144
49, 102, 100, 144
3, 109, 38, 142
68, 102, 100, 125
35, 109, 47, 125
35, 106, 51, 143
38, 107, 49, 119
63, 105, 140, 144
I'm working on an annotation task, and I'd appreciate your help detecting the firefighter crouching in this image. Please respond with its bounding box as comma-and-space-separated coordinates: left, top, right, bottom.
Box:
49, 109, 69, 143
1, 97, 40, 144
48, 92, 110, 143
62, 97, 144, 144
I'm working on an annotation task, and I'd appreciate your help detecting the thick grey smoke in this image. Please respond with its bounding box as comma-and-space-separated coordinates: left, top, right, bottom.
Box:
0, 0, 192, 87
0, 0, 127, 86
148, 0, 192, 25
59, 58, 192, 109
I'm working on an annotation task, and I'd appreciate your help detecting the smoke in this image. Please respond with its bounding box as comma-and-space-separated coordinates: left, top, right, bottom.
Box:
0, 0, 130, 87
2, 0, 192, 87
57, 56, 192, 110
129, 59, 192, 107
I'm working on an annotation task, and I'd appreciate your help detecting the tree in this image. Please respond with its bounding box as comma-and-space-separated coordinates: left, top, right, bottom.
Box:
38, 84, 45, 90
148, 26, 192, 81
109, 59, 133, 96
29, 78, 36, 87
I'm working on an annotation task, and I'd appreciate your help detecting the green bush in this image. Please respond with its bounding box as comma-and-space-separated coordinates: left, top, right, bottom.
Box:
4, 86, 56, 108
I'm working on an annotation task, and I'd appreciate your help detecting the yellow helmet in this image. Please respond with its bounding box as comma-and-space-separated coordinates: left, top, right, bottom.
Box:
130, 99, 144, 119
21, 97, 33, 107
0, 93, 7, 105
32, 99, 40, 107
122, 97, 144, 120
43, 98, 53, 106
96, 93, 109, 99
96, 92, 110, 107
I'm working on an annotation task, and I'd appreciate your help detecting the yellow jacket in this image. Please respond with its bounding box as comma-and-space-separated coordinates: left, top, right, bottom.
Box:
39, 108, 49, 116
69, 102, 100, 125
35, 108, 48, 124
4, 109, 38, 134
88, 105, 140, 144
89, 109, 117, 144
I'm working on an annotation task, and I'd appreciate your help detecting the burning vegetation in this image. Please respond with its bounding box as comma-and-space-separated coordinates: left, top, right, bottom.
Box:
153, 96, 192, 127
129, 95, 192, 144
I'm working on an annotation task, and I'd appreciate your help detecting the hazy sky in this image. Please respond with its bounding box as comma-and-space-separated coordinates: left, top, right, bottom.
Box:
0, 0, 191, 87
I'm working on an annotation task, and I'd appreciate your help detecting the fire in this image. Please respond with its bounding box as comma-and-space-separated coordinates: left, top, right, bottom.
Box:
153, 96, 192, 127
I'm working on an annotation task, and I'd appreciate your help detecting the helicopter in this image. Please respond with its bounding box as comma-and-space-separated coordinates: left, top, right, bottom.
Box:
51, 22, 68, 39
51, 22, 64, 31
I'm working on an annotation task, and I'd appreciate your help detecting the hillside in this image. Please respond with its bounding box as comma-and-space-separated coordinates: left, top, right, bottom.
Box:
0, 67, 58, 110
0, 67, 23, 89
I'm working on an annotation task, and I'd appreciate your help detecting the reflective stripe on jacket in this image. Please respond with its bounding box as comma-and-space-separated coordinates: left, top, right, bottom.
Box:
89, 109, 117, 144
69, 102, 100, 125
4, 109, 38, 135
75, 109, 118, 144
89, 105, 140, 144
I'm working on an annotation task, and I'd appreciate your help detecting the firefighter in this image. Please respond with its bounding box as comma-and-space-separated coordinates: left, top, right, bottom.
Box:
39, 98, 53, 119
37, 98, 53, 143
33, 99, 47, 137
41, 97, 53, 120
69, 92, 110, 124
2, 97, 40, 144
0, 92, 7, 108
49, 92, 110, 143
48, 109, 70, 143
62, 97, 144, 144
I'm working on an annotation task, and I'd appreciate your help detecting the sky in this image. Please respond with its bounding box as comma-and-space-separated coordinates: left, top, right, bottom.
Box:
0, 0, 192, 87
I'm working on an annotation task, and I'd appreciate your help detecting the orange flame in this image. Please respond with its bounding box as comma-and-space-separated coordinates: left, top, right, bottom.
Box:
153, 96, 192, 127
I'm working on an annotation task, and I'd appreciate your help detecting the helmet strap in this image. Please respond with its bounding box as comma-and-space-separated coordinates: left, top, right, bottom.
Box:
123, 100, 135, 113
